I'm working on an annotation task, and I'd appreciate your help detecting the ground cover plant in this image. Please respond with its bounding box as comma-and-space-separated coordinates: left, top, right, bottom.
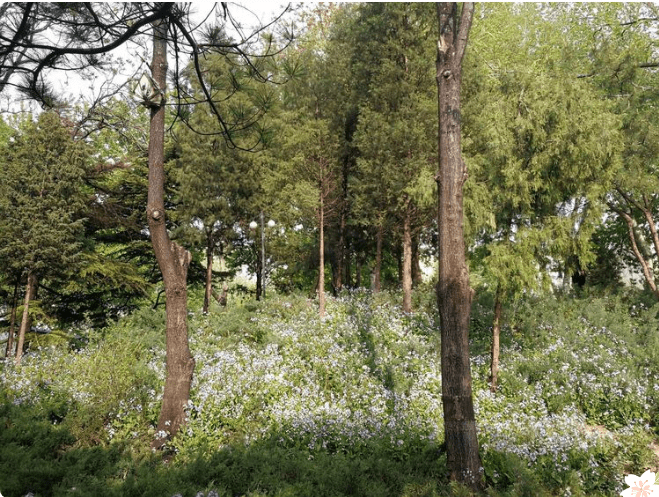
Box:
0, 288, 657, 496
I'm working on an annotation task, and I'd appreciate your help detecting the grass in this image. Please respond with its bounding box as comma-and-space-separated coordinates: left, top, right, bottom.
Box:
0, 287, 657, 496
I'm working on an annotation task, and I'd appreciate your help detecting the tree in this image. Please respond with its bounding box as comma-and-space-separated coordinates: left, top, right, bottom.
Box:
0, 111, 89, 364
580, 4, 659, 297
0, 2, 291, 449
462, 3, 622, 392
272, 114, 340, 317
172, 53, 267, 312
435, 2, 483, 489
330, 3, 437, 308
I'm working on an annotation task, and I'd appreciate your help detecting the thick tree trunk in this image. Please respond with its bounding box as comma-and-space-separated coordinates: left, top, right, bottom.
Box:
14, 272, 37, 366
203, 230, 213, 314
436, 2, 482, 488
490, 283, 502, 393
148, 14, 195, 451
374, 222, 383, 292
402, 199, 413, 313
5, 279, 19, 358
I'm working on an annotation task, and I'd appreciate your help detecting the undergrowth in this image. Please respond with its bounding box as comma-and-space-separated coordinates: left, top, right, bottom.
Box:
0, 287, 657, 496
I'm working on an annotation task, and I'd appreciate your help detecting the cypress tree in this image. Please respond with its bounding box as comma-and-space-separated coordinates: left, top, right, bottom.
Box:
0, 112, 89, 364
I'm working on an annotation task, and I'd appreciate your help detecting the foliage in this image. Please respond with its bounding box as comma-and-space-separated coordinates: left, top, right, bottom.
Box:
0, 112, 90, 279
1, 290, 657, 496
463, 3, 623, 298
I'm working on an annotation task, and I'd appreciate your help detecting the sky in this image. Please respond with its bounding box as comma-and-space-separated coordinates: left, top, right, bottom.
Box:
0, 2, 299, 115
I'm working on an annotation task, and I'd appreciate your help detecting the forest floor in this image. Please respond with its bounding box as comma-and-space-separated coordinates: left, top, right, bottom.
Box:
1, 288, 658, 496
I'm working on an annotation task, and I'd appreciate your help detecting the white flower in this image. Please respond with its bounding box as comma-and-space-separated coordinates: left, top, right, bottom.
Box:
621, 471, 659, 497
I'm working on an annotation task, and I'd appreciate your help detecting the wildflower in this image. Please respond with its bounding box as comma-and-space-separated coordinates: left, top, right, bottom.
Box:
621, 470, 659, 497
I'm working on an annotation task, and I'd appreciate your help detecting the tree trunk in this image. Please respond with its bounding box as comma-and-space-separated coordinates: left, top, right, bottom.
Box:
319, 181, 326, 318
343, 242, 352, 288
355, 255, 362, 288
5, 279, 19, 358
374, 222, 383, 292
148, 14, 195, 451
335, 201, 346, 293
203, 230, 213, 314
14, 272, 37, 366
255, 242, 263, 301
402, 199, 413, 313
412, 234, 422, 287
436, 2, 482, 489
490, 283, 502, 393
611, 204, 659, 299
260, 211, 266, 300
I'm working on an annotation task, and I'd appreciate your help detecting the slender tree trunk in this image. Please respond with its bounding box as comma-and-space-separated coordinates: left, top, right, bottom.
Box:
490, 283, 502, 393
643, 206, 659, 263
436, 2, 482, 488
412, 234, 422, 287
335, 202, 346, 293
319, 187, 326, 318
611, 204, 659, 298
355, 256, 362, 288
5, 279, 19, 358
147, 14, 195, 451
203, 230, 213, 314
397, 241, 403, 285
345, 237, 352, 289
260, 211, 266, 300
14, 272, 37, 366
374, 222, 383, 292
402, 199, 413, 313
255, 242, 262, 301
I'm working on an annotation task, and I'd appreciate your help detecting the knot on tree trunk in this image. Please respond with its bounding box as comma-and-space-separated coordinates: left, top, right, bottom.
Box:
147, 207, 164, 222
171, 241, 191, 269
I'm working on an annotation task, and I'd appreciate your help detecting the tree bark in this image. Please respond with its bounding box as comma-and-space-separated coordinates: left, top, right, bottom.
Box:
319, 173, 326, 318
4, 279, 19, 358
609, 202, 659, 299
14, 272, 37, 366
625, 213, 659, 298
374, 222, 383, 292
255, 241, 263, 301
147, 13, 195, 451
412, 234, 422, 287
402, 199, 413, 313
490, 283, 502, 393
335, 199, 346, 293
203, 229, 213, 314
260, 211, 266, 300
436, 2, 482, 488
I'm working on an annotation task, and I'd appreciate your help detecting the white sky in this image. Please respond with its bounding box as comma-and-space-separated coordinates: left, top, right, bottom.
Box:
1, 2, 301, 114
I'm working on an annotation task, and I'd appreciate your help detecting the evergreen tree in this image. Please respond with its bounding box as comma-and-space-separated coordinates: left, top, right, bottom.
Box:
0, 111, 89, 364
339, 3, 438, 308
173, 53, 265, 311
463, 3, 622, 391
576, 4, 659, 297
